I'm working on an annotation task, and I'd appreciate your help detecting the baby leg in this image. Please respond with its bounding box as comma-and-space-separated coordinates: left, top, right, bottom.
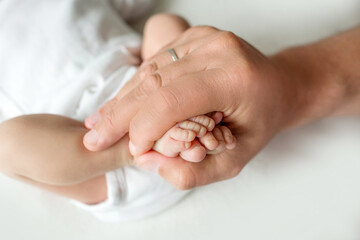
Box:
153, 112, 236, 162
0, 114, 133, 204
10, 173, 107, 204
142, 13, 190, 60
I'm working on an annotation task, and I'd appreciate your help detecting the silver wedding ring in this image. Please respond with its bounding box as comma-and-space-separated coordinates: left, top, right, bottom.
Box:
168, 48, 179, 62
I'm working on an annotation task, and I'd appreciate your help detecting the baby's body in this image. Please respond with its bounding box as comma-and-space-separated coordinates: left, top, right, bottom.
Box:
0, 13, 235, 200
0, 0, 235, 221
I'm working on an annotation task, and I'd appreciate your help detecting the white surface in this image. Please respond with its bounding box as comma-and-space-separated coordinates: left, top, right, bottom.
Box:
1, 0, 360, 239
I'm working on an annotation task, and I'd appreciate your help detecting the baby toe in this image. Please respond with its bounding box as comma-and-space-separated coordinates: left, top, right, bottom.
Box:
218, 126, 237, 150
219, 126, 233, 144
180, 140, 206, 162
189, 115, 216, 131
178, 120, 208, 138
169, 127, 196, 142
225, 139, 237, 150
198, 131, 219, 151
207, 126, 226, 154
153, 131, 187, 157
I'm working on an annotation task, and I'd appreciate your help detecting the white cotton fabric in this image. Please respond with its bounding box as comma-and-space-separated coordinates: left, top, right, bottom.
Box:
0, 0, 189, 222
73, 167, 190, 222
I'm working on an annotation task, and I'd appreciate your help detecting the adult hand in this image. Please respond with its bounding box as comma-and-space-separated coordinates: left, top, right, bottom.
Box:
82, 26, 323, 189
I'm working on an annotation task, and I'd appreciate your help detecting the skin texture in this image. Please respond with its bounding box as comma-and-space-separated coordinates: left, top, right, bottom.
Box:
83, 24, 360, 190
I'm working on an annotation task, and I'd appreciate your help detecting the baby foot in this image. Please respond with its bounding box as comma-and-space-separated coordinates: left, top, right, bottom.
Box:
153, 112, 236, 162
201, 125, 237, 155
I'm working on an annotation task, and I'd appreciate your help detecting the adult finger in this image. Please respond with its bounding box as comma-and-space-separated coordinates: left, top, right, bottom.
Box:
83, 26, 224, 151
135, 149, 242, 190
83, 52, 214, 151
114, 25, 219, 97
146, 27, 222, 72
85, 25, 221, 130
84, 38, 193, 130
83, 72, 162, 151
94, 36, 211, 128
129, 69, 231, 156
84, 63, 148, 129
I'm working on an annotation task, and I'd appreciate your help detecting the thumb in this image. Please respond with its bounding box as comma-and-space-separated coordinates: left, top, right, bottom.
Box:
136, 150, 198, 190
136, 150, 233, 190
83, 93, 141, 151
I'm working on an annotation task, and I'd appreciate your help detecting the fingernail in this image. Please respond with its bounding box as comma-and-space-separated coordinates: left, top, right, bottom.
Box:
139, 160, 159, 173
84, 129, 99, 146
86, 112, 101, 127
185, 142, 191, 149
129, 140, 137, 155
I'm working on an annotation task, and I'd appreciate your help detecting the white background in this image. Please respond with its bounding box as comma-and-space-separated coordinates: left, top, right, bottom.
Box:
1, 0, 360, 239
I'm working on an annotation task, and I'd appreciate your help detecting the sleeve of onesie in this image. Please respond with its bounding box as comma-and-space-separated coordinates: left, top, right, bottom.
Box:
71, 166, 191, 222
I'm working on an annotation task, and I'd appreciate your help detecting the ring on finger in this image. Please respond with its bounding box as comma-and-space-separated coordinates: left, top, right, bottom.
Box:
167, 48, 179, 62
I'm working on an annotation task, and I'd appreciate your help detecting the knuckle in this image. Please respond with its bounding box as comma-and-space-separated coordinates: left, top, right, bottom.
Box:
200, 25, 218, 34
134, 85, 147, 100
175, 166, 197, 190
229, 166, 242, 178
103, 109, 117, 130
135, 74, 162, 100
218, 160, 240, 180
221, 157, 242, 177
145, 73, 162, 90
216, 31, 243, 50
99, 97, 118, 115
156, 87, 181, 114
139, 63, 156, 79
185, 25, 218, 38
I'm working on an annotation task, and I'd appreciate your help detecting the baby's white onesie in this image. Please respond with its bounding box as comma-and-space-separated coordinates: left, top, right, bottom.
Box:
0, 0, 189, 222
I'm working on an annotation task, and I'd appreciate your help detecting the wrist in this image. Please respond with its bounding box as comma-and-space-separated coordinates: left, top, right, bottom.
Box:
270, 43, 347, 129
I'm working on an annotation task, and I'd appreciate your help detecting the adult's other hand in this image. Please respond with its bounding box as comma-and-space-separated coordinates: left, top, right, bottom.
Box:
83, 25, 355, 189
